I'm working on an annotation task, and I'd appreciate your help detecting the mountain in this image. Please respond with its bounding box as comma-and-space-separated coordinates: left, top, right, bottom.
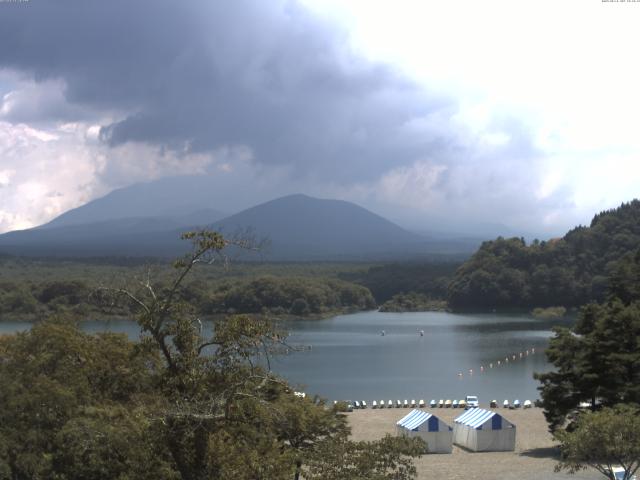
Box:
0, 192, 475, 260
210, 194, 428, 260
447, 200, 640, 310
42, 176, 227, 228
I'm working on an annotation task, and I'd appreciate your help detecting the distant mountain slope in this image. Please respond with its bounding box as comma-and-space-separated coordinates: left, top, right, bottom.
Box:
0, 193, 475, 260
447, 200, 640, 309
43, 176, 226, 228
0, 214, 220, 257
211, 194, 426, 259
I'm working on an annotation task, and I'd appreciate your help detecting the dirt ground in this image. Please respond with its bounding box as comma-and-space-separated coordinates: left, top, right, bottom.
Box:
347, 406, 603, 480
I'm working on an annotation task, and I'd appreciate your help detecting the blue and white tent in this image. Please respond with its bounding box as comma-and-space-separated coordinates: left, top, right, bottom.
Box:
396, 409, 453, 453
453, 408, 516, 451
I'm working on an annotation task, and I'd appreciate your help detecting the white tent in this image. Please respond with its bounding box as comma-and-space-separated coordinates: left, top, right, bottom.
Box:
396, 409, 453, 454
452, 408, 516, 452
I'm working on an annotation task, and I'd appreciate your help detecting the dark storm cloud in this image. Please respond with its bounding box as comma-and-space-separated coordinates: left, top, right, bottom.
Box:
0, 0, 462, 181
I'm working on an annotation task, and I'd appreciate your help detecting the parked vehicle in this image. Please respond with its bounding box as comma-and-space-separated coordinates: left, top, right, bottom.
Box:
465, 395, 479, 409
609, 467, 636, 480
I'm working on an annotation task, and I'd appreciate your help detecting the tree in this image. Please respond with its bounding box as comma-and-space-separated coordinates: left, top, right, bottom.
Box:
554, 405, 640, 480
0, 316, 169, 480
535, 299, 640, 432
304, 434, 425, 480
0, 230, 425, 480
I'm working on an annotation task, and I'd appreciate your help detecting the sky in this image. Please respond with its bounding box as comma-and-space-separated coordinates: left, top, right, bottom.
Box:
0, 0, 639, 237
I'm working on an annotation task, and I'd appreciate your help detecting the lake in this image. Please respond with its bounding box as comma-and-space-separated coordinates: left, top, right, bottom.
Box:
0, 311, 570, 404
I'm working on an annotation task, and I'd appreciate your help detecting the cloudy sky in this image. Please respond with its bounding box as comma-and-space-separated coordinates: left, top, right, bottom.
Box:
0, 0, 639, 236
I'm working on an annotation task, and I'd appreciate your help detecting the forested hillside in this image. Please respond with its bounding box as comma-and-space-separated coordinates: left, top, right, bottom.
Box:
0, 265, 376, 320
448, 200, 640, 309
205, 276, 376, 316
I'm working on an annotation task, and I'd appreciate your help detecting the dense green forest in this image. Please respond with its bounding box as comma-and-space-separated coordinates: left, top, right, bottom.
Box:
205, 276, 375, 316
0, 273, 375, 321
340, 262, 458, 303
378, 292, 447, 312
0, 255, 462, 318
448, 200, 640, 309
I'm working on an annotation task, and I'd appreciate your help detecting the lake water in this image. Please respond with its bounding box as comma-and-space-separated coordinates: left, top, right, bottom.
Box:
0, 311, 570, 404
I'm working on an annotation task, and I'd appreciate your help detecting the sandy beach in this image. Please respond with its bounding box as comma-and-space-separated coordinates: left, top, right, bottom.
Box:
347, 407, 602, 480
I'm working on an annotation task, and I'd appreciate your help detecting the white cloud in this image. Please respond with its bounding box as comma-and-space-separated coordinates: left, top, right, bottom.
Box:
0, 117, 258, 233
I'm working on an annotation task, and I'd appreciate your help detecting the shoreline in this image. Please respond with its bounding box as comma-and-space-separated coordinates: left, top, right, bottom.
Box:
347, 407, 600, 480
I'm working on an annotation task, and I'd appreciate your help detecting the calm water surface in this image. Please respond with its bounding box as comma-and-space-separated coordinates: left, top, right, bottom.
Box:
0, 311, 571, 403
273, 311, 571, 403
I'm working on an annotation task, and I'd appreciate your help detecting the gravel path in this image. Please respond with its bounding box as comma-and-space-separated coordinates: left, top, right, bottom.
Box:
347, 407, 603, 480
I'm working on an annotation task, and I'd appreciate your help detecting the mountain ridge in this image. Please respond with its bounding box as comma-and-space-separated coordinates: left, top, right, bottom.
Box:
0, 192, 478, 260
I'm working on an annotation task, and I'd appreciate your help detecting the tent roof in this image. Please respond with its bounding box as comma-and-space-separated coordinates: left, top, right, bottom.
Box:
397, 409, 437, 430
454, 408, 509, 429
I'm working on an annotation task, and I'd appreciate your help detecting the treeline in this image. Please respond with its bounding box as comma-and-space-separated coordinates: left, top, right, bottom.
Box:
0, 280, 96, 318
205, 276, 376, 316
448, 200, 640, 309
379, 292, 447, 313
340, 262, 458, 303
0, 275, 376, 320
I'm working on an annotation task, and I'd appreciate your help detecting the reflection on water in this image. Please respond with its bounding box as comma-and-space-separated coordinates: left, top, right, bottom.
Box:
0, 311, 571, 403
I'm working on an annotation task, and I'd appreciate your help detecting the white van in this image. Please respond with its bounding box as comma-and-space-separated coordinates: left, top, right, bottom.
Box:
465, 395, 479, 409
